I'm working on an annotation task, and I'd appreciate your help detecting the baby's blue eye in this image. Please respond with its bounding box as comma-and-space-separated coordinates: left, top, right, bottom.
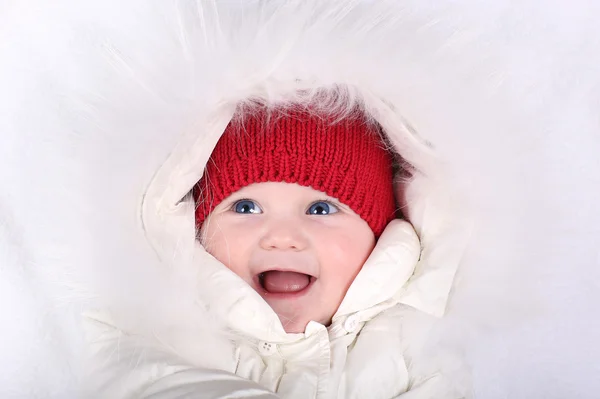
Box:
233, 200, 263, 214
307, 201, 339, 215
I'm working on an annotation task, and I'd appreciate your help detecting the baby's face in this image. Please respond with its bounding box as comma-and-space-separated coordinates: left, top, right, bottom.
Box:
201, 182, 375, 334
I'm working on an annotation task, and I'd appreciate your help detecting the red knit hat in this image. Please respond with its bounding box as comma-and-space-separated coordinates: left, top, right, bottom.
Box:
194, 106, 397, 237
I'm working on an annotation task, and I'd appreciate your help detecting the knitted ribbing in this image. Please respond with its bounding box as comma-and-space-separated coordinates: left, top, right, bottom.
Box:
195, 107, 396, 236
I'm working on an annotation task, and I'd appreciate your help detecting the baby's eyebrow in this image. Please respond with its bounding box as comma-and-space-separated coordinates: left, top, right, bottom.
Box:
323, 196, 343, 205
213, 196, 248, 211
315, 196, 349, 210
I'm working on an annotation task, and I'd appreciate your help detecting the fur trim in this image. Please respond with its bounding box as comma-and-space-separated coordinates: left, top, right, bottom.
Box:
1, 0, 600, 397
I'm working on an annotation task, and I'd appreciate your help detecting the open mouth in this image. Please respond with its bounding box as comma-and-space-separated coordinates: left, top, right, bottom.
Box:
256, 270, 316, 296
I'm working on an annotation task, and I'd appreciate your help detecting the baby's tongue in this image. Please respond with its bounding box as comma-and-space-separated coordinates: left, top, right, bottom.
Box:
262, 271, 310, 293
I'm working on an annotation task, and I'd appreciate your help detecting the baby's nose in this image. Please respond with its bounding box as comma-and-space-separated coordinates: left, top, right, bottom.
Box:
259, 222, 308, 251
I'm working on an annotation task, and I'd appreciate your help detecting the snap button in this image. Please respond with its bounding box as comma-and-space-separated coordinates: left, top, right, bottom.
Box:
343, 315, 359, 333
258, 341, 277, 356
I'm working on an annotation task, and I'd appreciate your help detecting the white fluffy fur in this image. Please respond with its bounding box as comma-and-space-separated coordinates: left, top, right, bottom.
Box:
1, 0, 600, 398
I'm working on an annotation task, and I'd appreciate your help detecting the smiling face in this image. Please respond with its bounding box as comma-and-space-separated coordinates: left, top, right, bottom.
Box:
201, 182, 376, 334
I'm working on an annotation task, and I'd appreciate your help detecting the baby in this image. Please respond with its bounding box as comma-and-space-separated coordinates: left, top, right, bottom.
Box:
195, 105, 397, 334
189, 104, 448, 397
84, 101, 459, 398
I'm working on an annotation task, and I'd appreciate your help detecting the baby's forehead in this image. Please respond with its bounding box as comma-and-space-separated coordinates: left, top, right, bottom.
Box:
231, 181, 332, 198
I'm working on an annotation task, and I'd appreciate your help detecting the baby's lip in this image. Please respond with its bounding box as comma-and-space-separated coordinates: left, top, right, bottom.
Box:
253, 268, 316, 294
255, 266, 316, 279
249, 255, 319, 298
252, 272, 317, 298
251, 255, 319, 279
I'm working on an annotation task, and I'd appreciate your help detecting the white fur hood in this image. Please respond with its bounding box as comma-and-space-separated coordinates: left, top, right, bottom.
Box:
139, 90, 468, 342
1, 1, 600, 398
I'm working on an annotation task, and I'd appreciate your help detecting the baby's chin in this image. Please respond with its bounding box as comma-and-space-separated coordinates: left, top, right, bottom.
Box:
249, 278, 336, 334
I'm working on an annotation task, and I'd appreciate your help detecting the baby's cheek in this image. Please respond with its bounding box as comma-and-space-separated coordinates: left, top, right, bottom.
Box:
334, 230, 374, 264
323, 239, 363, 280
321, 229, 375, 294
204, 225, 253, 279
